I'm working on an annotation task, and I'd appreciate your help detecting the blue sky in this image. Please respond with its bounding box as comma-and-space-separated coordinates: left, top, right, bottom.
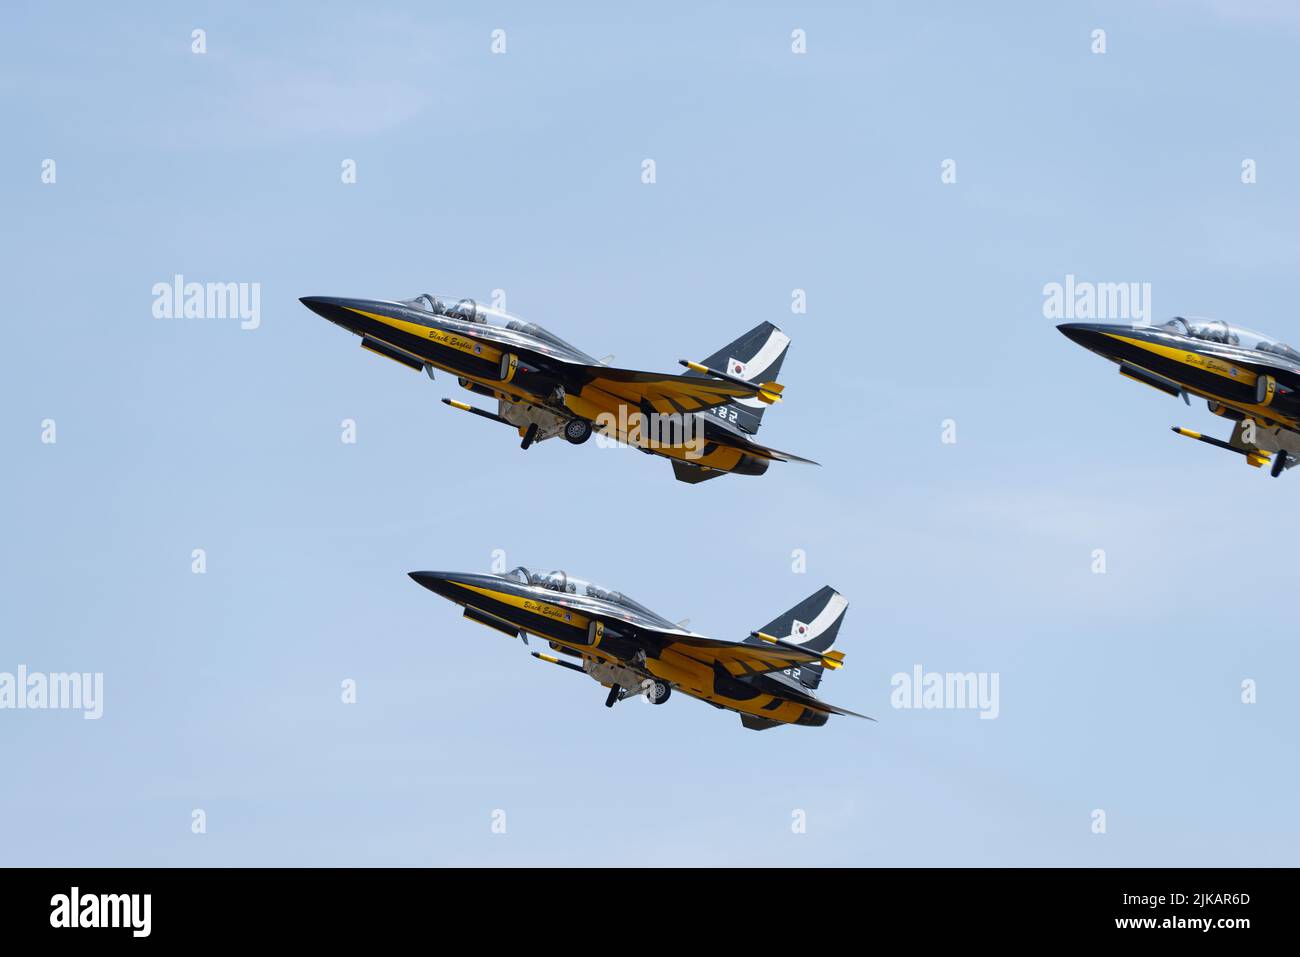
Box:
3, 1, 1299, 865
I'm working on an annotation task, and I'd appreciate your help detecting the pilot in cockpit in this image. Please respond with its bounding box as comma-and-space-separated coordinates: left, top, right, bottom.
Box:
402, 294, 484, 323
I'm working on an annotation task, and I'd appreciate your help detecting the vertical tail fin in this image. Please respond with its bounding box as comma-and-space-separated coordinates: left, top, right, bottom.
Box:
686, 322, 790, 434
744, 585, 848, 690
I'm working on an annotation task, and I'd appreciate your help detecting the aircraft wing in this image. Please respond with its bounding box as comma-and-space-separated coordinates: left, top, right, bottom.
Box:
657, 632, 831, 678
654, 631, 865, 715
576, 365, 780, 416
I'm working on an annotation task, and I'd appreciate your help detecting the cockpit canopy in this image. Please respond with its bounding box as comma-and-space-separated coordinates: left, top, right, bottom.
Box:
400, 293, 508, 325
1143, 316, 1300, 361
398, 293, 593, 360
504, 567, 674, 627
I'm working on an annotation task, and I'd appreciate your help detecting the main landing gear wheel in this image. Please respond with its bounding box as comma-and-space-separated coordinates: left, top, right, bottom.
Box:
1272, 451, 1289, 478
604, 683, 622, 708
646, 679, 671, 705
520, 423, 539, 450
563, 418, 593, 445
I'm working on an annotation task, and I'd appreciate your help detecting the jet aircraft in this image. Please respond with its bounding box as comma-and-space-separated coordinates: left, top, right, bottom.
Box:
1059, 316, 1300, 476
408, 567, 868, 730
300, 293, 814, 483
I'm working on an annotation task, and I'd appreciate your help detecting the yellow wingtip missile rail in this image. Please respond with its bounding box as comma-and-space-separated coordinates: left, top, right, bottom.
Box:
679, 360, 783, 404
1171, 426, 1290, 474
410, 568, 869, 730
751, 631, 846, 670
441, 398, 512, 428
1058, 316, 1300, 478
1170, 427, 1255, 460
530, 652, 586, 674
301, 293, 813, 483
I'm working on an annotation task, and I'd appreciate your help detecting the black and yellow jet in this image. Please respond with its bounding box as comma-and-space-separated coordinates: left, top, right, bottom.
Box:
300, 293, 815, 483
1059, 316, 1300, 477
408, 566, 868, 730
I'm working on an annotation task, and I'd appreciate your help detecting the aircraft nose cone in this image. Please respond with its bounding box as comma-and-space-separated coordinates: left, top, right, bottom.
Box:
1056, 322, 1113, 352
1056, 322, 1091, 346
299, 295, 353, 325
408, 571, 456, 598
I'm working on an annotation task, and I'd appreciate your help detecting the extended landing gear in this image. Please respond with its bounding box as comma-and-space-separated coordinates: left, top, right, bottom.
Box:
520, 423, 539, 450
604, 679, 671, 707
563, 418, 593, 445
1272, 451, 1290, 478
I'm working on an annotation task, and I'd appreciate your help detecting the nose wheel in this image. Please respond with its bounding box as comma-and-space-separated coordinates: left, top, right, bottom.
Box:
1272, 450, 1289, 478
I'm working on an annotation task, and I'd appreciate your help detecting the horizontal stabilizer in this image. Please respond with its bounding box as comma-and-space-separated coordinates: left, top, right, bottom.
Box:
742, 441, 819, 466
777, 682, 874, 720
